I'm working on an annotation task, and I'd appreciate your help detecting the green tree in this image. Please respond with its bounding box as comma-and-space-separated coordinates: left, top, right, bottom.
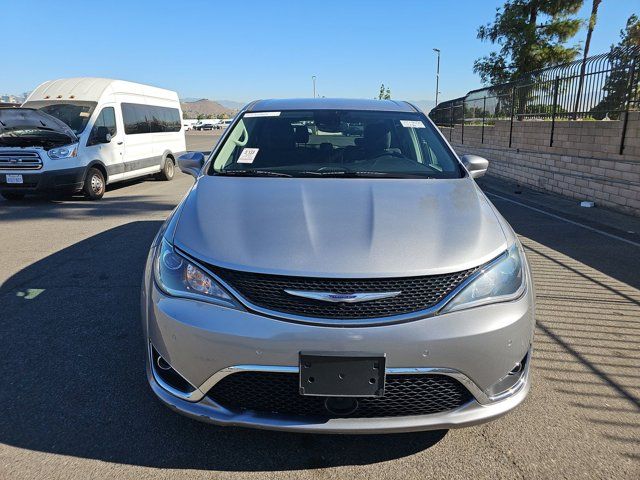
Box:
474, 0, 584, 85
377, 83, 391, 99
590, 15, 640, 119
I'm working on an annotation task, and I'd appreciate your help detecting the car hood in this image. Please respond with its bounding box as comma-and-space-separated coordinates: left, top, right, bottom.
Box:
0, 108, 77, 149
174, 177, 508, 277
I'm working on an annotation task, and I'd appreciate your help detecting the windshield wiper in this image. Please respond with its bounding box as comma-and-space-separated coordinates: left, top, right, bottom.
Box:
214, 169, 292, 178
298, 170, 430, 179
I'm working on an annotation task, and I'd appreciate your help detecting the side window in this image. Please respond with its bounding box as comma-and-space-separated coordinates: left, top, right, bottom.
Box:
150, 106, 181, 133
87, 107, 117, 146
122, 103, 180, 134
149, 106, 164, 133
122, 103, 150, 135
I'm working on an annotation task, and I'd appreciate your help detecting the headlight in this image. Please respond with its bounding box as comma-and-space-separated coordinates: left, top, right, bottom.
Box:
441, 244, 525, 313
153, 239, 240, 309
48, 143, 78, 159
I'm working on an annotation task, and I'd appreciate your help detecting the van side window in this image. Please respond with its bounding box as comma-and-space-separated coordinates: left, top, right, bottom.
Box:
87, 107, 117, 146
122, 103, 150, 135
122, 103, 181, 135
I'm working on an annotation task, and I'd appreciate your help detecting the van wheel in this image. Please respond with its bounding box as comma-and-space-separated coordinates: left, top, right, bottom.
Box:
1, 192, 25, 201
83, 167, 105, 200
157, 158, 175, 181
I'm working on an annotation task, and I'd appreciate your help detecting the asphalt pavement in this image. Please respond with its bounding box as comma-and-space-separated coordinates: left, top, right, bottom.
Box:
0, 132, 638, 479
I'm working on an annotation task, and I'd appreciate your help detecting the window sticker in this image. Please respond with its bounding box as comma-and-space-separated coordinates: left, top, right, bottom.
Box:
244, 111, 281, 118
400, 120, 426, 128
79, 111, 90, 117
238, 147, 259, 163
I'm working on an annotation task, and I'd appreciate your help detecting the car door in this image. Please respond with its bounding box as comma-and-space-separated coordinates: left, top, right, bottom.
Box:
85, 104, 124, 182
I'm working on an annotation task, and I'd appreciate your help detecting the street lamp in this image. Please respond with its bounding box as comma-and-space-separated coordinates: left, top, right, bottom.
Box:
312, 76, 317, 98
433, 48, 440, 106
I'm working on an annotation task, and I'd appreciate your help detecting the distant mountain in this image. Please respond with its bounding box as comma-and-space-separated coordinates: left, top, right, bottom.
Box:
180, 99, 234, 119
409, 100, 436, 113
216, 99, 247, 110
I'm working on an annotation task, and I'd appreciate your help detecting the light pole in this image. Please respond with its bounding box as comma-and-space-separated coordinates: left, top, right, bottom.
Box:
312, 76, 317, 98
433, 48, 440, 106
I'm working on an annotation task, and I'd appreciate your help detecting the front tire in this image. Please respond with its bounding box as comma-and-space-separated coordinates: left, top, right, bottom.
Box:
1, 192, 25, 201
157, 158, 175, 181
83, 167, 105, 200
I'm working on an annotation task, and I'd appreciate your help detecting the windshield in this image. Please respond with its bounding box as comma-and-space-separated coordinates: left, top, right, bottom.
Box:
209, 110, 462, 179
22, 100, 98, 134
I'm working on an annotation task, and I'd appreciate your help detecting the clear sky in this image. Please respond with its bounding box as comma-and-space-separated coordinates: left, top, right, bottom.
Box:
2, 0, 638, 103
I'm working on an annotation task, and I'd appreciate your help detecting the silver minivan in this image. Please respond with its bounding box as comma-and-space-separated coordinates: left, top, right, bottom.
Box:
141, 98, 534, 433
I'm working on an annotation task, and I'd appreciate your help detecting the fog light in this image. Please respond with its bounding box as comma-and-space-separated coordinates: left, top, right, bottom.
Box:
485, 352, 529, 398
151, 345, 195, 394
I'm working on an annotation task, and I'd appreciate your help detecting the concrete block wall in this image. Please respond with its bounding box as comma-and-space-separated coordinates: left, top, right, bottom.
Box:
438, 112, 640, 216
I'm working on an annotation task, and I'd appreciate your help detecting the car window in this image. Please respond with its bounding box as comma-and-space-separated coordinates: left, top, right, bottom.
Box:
22, 100, 97, 134
87, 107, 117, 146
210, 110, 462, 179
122, 103, 181, 134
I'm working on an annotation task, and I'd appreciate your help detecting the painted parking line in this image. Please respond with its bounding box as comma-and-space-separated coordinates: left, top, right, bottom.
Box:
486, 192, 640, 249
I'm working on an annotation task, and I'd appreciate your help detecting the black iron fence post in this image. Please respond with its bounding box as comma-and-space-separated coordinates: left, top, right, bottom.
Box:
449, 105, 453, 141
620, 58, 637, 155
481, 96, 486, 144
550, 76, 560, 147
508, 86, 516, 148
461, 99, 465, 144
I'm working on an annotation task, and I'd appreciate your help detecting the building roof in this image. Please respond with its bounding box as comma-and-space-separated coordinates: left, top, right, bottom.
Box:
247, 98, 417, 113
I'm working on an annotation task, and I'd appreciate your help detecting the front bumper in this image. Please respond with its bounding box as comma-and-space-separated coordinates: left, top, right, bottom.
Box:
147, 359, 530, 433
0, 166, 86, 194
142, 266, 535, 432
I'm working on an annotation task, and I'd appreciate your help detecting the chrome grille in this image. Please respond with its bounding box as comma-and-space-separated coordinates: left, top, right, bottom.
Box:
0, 151, 43, 170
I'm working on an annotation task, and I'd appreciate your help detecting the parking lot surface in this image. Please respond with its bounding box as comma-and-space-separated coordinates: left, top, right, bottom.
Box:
0, 133, 638, 479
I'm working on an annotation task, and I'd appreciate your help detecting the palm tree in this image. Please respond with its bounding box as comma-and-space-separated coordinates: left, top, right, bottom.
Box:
573, 0, 602, 118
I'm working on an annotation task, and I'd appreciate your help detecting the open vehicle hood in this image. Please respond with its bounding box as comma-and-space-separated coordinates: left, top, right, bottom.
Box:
0, 108, 78, 149
173, 177, 509, 278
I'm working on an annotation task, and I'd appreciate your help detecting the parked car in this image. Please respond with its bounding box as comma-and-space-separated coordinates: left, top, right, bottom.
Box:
142, 98, 534, 433
193, 120, 220, 131
0, 77, 186, 200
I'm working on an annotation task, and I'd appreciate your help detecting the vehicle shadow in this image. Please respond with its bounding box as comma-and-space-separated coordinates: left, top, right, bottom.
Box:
0, 221, 446, 472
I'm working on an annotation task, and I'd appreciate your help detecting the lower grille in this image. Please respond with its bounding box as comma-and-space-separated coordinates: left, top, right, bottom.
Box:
208, 265, 480, 320
208, 372, 473, 418
0, 151, 43, 170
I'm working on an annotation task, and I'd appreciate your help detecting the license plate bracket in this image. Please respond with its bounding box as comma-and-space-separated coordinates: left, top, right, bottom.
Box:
6, 174, 23, 184
299, 353, 385, 397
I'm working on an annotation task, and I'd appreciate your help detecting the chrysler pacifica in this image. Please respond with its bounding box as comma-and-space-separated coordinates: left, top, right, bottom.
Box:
141, 98, 534, 433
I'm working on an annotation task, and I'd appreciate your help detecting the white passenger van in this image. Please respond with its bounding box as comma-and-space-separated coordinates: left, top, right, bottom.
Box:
0, 77, 186, 200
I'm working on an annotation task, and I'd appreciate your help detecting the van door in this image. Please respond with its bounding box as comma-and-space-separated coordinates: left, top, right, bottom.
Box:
121, 102, 162, 178
84, 104, 124, 182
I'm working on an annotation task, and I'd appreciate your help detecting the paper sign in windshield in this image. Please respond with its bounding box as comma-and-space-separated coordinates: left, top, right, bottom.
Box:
400, 120, 426, 128
238, 148, 259, 163
244, 111, 281, 118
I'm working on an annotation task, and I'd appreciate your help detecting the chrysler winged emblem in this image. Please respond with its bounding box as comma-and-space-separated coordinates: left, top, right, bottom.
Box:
284, 290, 401, 303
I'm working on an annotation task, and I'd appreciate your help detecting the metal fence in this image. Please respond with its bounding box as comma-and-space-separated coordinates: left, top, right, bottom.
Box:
429, 48, 640, 154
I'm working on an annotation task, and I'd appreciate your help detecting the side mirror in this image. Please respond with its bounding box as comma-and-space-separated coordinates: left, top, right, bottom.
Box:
94, 126, 111, 144
178, 151, 205, 178
461, 154, 489, 179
